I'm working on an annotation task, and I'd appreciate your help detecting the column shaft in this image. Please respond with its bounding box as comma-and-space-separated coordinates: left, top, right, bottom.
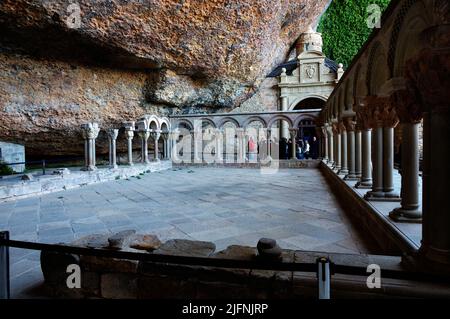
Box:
356, 129, 372, 188
383, 127, 400, 199
355, 130, 362, 177
339, 130, 348, 174
390, 122, 421, 221
365, 126, 384, 198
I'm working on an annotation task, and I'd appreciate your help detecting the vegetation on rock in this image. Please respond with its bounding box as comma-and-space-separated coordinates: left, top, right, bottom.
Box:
318, 0, 391, 67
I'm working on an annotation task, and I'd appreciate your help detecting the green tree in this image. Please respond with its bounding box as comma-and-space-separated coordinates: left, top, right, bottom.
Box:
317, 0, 391, 68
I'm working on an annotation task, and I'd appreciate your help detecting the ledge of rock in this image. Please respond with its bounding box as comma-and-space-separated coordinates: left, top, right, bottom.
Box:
0, 0, 329, 157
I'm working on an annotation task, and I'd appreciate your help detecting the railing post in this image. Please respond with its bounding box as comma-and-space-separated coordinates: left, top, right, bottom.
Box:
0, 231, 10, 299
317, 257, 331, 299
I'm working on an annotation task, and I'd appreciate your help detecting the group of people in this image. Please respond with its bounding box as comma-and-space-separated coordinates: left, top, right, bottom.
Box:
279, 136, 318, 160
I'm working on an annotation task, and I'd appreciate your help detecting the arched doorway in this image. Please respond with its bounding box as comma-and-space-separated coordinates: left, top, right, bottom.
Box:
293, 97, 326, 110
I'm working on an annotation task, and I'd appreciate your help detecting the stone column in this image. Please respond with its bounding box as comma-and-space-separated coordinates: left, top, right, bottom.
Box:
355, 128, 362, 178
266, 128, 272, 160
327, 125, 334, 166
123, 121, 135, 165
138, 129, 150, 164
339, 122, 348, 175
81, 122, 100, 171
382, 124, 400, 199
150, 130, 161, 161
389, 89, 423, 222
333, 123, 341, 171
107, 128, 119, 169
364, 101, 384, 199
356, 128, 373, 188
289, 128, 297, 159
236, 128, 246, 163
215, 129, 223, 163
344, 118, 358, 180
281, 96, 289, 139
322, 127, 329, 162
160, 132, 169, 159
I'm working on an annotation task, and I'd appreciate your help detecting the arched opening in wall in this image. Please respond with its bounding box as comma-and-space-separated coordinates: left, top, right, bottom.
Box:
221, 121, 238, 163
202, 120, 216, 163
268, 118, 291, 160
297, 119, 318, 159
175, 122, 193, 162
245, 120, 265, 162
293, 98, 326, 110
160, 122, 169, 160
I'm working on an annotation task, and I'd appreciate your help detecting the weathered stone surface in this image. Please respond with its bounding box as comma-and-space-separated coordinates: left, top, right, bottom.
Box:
257, 238, 282, 260
154, 239, 216, 257
0, 0, 328, 157
129, 234, 161, 252
71, 234, 109, 249
21, 173, 33, 181
213, 245, 257, 260
107, 229, 136, 250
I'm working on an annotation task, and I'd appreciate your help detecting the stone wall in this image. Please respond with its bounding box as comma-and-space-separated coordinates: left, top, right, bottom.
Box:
0, 141, 25, 172
40, 231, 450, 299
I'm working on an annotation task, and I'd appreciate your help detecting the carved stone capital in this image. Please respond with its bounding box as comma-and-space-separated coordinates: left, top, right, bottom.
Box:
81, 122, 100, 140
390, 89, 422, 124
338, 122, 346, 133
107, 128, 119, 140
343, 117, 356, 132
405, 47, 450, 114
138, 129, 150, 140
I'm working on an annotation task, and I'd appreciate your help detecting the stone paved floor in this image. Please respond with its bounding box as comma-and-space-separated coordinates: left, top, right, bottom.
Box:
0, 167, 373, 298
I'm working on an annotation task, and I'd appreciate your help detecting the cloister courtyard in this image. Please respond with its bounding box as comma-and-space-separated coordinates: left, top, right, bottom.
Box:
3, 167, 377, 298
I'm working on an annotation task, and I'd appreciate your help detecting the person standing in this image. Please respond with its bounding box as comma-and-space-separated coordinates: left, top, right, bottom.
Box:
304, 140, 311, 159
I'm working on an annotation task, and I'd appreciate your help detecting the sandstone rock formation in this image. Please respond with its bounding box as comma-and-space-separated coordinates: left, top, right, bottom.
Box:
0, 0, 328, 157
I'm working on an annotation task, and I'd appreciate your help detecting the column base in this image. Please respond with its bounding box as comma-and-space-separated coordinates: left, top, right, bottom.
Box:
81, 166, 97, 172
355, 179, 372, 189
109, 164, 118, 170
151, 158, 161, 162
389, 207, 422, 223
364, 190, 385, 200
338, 169, 349, 175
127, 162, 134, 166
384, 190, 401, 199
344, 174, 359, 181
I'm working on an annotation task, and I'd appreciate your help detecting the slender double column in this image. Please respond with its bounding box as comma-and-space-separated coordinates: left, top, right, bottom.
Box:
326, 125, 334, 166
81, 122, 100, 171
289, 129, 298, 159
344, 118, 358, 180
138, 129, 150, 164
150, 130, 161, 161
356, 128, 373, 188
339, 122, 348, 175
322, 127, 329, 162
161, 132, 169, 160
235, 128, 246, 163
364, 118, 384, 199
107, 129, 119, 169
214, 129, 224, 163
333, 123, 341, 171
123, 121, 135, 165
355, 128, 362, 178
389, 89, 422, 222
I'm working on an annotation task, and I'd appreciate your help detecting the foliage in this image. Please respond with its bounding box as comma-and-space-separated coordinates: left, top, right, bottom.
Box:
317, 0, 391, 68
0, 161, 15, 176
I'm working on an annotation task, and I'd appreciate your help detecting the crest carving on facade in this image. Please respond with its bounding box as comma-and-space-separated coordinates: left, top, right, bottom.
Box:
305, 65, 316, 79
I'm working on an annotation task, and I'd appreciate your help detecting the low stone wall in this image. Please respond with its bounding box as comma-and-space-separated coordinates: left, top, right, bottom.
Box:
40, 231, 450, 299
0, 161, 172, 201
173, 159, 321, 169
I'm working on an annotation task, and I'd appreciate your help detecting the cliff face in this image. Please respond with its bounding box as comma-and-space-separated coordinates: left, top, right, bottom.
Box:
0, 0, 328, 157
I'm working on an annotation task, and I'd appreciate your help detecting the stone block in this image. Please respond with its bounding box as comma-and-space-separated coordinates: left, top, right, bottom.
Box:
129, 234, 161, 251
71, 233, 110, 249
107, 229, 136, 250
154, 239, 216, 257
101, 273, 138, 299
81, 255, 139, 273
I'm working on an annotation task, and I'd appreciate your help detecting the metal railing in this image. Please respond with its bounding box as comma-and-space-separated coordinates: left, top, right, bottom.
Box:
0, 230, 444, 300
1, 156, 85, 176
